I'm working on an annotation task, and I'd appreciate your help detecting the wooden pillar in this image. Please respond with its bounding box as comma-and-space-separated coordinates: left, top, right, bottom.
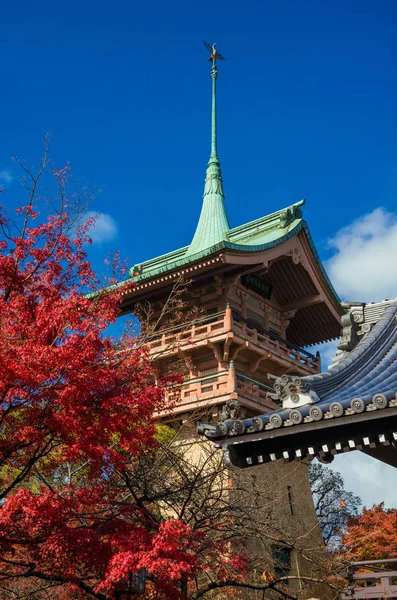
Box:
227, 360, 236, 394
225, 302, 232, 330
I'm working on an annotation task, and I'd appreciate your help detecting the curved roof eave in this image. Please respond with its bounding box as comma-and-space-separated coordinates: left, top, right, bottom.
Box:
200, 302, 397, 446
128, 218, 340, 306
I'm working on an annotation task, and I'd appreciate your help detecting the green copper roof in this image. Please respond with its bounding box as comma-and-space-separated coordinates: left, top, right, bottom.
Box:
101, 199, 340, 309
132, 199, 296, 277
131, 200, 305, 278
185, 66, 230, 257
125, 201, 340, 304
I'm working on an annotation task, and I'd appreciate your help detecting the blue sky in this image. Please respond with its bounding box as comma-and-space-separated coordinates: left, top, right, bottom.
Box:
2, 0, 397, 506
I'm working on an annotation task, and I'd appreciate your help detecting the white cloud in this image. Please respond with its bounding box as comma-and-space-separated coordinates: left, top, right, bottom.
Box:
330, 452, 397, 509
313, 208, 397, 508
326, 207, 397, 302
84, 211, 119, 245
0, 169, 13, 185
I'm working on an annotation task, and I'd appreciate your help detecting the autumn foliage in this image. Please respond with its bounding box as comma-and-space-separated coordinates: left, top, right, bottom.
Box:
0, 156, 206, 598
0, 150, 340, 600
341, 503, 397, 561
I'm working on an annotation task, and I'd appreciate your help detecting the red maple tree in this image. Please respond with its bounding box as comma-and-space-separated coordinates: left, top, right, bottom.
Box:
0, 147, 335, 600
341, 503, 397, 561
0, 150, 203, 599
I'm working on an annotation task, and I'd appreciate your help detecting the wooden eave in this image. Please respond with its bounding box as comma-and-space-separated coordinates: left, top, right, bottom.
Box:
120, 252, 231, 312
119, 223, 343, 348
217, 406, 397, 469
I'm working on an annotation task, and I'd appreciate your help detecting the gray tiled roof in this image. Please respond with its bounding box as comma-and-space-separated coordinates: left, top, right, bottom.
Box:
198, 299, 397, 467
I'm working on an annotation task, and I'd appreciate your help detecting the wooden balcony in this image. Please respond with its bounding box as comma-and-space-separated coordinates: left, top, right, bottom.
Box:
148, 312, 226, 352
148, 308, 321, 375
163, 367, 278, 417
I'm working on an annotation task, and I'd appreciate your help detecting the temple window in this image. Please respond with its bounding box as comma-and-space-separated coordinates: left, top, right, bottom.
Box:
272, 547, 292, 579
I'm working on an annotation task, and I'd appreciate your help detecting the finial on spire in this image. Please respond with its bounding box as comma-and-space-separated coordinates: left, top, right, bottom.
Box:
203, 41, 225, 72
203, 41, 224, 160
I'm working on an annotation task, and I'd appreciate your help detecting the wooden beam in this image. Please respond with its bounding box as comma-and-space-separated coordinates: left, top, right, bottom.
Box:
281, 294, 323, 312
361, 445, 397, 468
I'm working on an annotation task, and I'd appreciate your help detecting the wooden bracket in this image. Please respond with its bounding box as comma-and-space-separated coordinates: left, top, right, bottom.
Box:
249, 355, 267, 373
231, 341, 250, 361
223, 334, 233, 362
207, 340, 223, 365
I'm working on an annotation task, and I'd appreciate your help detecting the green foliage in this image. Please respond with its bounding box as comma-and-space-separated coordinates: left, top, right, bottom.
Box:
155, 424, 177, 445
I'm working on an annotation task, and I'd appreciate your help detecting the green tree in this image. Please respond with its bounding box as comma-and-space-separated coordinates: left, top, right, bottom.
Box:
309, 462, 361, 546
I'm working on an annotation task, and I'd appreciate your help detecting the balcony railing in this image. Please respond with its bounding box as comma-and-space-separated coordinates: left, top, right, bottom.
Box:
236, 372, 273, 406
149, 308, 320, 373
148, 311, 226, 351
180, 370, 229, 400
231, 312, 319, 371
164, 370, 231, 413
164, 368, 278, 414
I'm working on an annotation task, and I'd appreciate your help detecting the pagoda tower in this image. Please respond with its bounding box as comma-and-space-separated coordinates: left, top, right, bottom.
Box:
115, 47, 343, 598
118, 51, 343, 425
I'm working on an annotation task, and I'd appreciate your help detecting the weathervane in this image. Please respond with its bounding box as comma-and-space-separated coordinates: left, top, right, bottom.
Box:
203, 41, 225, 70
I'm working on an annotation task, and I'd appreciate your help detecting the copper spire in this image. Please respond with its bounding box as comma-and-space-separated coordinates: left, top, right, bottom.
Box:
185, 43, 229, 257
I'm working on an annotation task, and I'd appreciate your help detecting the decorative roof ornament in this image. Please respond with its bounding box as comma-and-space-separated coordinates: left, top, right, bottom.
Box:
269, 375, 319, 409
185, 42, 230, 257
219, 399, 241, 423
203, 41, 225, 71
